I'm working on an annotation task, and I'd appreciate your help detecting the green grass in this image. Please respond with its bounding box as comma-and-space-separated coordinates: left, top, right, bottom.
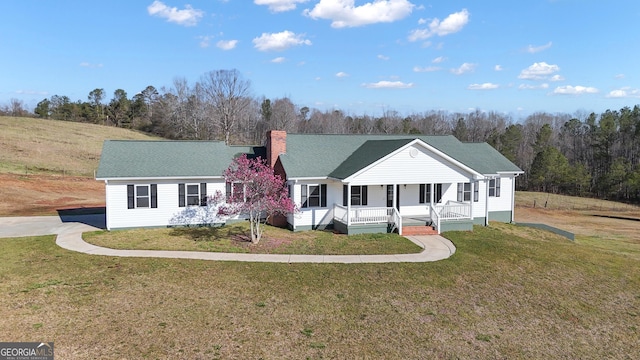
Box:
1, 224, 638, 359
83, 222, 422, 255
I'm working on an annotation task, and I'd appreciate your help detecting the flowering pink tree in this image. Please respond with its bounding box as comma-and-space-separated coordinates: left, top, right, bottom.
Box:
218, 154, 297, 244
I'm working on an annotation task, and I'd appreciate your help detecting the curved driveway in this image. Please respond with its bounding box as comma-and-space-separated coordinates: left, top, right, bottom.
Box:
0, 216, 456, 263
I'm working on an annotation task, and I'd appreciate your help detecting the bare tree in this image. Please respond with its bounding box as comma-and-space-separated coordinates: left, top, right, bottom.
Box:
270, 97, 298, 132
198, 69, 252, 144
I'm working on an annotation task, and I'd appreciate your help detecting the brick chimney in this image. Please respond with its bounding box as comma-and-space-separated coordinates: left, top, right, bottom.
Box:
266, 130, 287, 169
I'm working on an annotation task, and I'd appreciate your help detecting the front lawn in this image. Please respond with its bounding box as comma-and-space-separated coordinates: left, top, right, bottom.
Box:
1, 223, 638, 358
83, 222, 423, 255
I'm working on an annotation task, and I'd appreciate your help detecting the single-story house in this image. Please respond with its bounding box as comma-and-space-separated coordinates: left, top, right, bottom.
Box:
96, 131, 523, 234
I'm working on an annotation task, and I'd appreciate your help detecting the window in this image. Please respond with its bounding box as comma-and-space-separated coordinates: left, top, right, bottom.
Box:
489, 178, 501, 197
474, 181, 479, 202
127, 184, 157, 209
419, 184, 442, 203
225, 182, 245, 203
457, 183, 471, 202
178, 183, 207, 207
419, 184, 432, 204
301, 184, 327, 208
343, 185, 368, 206
434, 183, 443, 203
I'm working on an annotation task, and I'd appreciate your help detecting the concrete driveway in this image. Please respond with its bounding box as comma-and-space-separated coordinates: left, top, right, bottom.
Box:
0, 216, 456, 263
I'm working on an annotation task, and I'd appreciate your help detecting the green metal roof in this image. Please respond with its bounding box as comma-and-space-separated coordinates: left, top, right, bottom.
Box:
279, 134, 522, 179
96, 140, 264, 179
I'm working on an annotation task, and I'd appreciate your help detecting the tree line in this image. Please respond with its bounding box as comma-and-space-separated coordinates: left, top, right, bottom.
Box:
5, 69, 640, 204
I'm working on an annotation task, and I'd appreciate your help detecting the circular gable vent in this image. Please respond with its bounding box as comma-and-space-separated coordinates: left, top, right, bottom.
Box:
409, 148, 419, 158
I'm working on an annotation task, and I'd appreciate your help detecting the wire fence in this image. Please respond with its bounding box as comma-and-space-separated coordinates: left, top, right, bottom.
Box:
517, 192, 640, 212
9, 165, 95, 178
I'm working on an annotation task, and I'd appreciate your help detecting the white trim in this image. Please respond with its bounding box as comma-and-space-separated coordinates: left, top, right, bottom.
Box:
97, 176, 223, 181
342, 139, 483, 183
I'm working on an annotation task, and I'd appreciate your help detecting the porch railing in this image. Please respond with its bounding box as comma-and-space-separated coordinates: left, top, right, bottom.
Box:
333, 205, 401, 233
430, 200, 471, 234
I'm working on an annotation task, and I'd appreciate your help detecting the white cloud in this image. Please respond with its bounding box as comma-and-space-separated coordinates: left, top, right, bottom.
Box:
336, 71, 349, 77
553, 85, 598, 95
413, 66, 440, 72
518, 62, 560, 80
518, 83, 549, 90
198, 35, 213, 48
450, 62, 476, 75
615, 74, 625, 79
549, 74, 565, 82
80, 62, 103, 68
271, 57, 286, 63
408, 9, 470, 41
377, 54, 390, 60
525, 41, 552, 54
253, 30, 311, 51
15, 89, 49, 95
432, 56, 446, 63
606, 87, 640, 98
216, 39, 238, 50
468, 83, 499, 90
362, 81, 414, 89
494, 65, 503, 71
304, 0, 415, 28
255, 0, 309, 12
147, 1, 204, 26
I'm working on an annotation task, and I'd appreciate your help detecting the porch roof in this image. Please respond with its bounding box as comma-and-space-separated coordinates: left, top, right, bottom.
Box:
279, 134, 522, 179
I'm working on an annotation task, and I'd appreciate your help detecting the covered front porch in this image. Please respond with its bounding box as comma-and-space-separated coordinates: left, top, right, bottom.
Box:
333, 182, 475, 235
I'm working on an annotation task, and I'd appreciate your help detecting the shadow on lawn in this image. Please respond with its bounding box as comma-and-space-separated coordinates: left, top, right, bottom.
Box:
169, 225, 252, 243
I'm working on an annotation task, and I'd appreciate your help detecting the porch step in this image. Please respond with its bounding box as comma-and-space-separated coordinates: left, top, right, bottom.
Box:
402, 225, 438, 235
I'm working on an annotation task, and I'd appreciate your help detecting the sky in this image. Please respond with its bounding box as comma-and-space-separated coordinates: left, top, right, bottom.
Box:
1, 0, 639, 119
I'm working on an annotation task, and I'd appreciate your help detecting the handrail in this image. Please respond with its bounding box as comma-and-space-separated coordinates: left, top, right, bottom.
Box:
390, 207, 402, 235
430, 203, 441, 234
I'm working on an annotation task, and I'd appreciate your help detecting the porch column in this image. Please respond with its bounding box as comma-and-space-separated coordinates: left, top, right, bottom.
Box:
393, 183, 398, 212
470, 180, 474, 220
485, 178, 490, 226
346, 183, 351, 225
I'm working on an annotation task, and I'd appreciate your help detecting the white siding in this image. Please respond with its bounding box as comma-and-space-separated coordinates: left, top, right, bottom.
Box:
473, 180, 488, 219
348, 144, 473, 185
105, 179, 226, 230
488, 176, 514, 212
289, 180, 341, 229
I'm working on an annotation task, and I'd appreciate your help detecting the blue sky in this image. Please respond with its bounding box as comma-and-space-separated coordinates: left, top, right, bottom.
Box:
1, 0, 639, 118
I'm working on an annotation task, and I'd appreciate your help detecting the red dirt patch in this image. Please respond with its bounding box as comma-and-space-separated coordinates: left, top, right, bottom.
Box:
0, 173, 104, 216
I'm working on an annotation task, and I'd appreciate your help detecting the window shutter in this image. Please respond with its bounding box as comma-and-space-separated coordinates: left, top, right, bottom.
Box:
301, 185, 308, 208
419, 184, 425, 204
200, 183, 207, 206
343, 185, 348, 206
127, 185, 134, 209
362, 186, 368, 206
178, 184, 185, 207
151, 184, 157, 208
225, 182, 231, 203
457, 183, 463, 202
321, 184, 327, 207
496, 178, 501, 197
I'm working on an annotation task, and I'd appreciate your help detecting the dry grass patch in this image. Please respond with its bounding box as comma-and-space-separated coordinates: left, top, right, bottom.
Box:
0, 116, 155, 176
1, 224, 639, 359
84, 222, 422, 255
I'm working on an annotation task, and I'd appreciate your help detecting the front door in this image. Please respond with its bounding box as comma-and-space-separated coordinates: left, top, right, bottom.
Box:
386, 185, 393, 208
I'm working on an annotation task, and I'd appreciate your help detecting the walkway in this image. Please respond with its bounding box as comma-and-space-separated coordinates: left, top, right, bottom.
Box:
0, 216, 456, 263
